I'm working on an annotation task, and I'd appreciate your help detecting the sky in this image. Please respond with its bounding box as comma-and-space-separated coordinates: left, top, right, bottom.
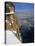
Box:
14, 3, 34, 26
15, 3, 34, 11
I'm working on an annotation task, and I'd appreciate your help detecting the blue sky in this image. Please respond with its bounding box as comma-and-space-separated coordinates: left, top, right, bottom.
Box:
14, 3, 34, 25
15, 3, 34, 11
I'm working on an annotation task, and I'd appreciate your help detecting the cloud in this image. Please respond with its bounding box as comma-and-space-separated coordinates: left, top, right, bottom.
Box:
15, 9, 34, 27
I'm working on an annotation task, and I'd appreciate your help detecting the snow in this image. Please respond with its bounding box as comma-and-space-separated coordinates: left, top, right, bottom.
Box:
6, 30, 21, 44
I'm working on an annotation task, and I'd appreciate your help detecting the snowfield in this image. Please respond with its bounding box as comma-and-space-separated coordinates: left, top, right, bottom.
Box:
6, 30, 21, 44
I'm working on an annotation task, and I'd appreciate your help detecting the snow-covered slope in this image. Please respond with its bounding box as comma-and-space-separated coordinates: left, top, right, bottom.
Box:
6, 30, 21, 44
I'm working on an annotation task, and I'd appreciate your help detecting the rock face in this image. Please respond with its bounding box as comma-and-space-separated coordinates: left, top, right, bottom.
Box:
5, 2, 20, 40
